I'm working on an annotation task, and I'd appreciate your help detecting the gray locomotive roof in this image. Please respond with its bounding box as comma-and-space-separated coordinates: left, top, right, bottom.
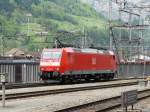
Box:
71, 48, 114, 55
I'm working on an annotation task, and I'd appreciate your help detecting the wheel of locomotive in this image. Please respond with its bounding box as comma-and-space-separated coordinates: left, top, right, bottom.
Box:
85, 74, 90, 82
110, 73, 115, 80
106, 74, 111, 81
107, 73, 114, 80
60, 75, 72, 84
98, 74, 102, 81
103, 74, 109, 81
67, 75, 73, 84
101, 74, 105, 81
59, 76, 65, 84
94, 74, 100, 81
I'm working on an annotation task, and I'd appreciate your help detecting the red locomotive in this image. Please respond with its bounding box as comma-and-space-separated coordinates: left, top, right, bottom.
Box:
39, 47, 117, 82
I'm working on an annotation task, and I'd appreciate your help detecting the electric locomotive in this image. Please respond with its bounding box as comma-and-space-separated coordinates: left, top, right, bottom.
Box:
39, 47, 117, 82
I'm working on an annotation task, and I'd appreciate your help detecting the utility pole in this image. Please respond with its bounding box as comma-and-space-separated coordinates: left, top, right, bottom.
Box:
83, 27, 87, 48
0, 23, 4, 56
128, 9, 132, 61
143, 47, 146, 79
138, 10, 142, 60
0, 36, 2, 56
119, 1, 122, 42
26, 13, 32, 36
81, 27, 85, 48
109, 0, 113, 50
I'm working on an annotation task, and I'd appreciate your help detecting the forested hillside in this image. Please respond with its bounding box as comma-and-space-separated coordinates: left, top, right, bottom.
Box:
0, 0, 109, 52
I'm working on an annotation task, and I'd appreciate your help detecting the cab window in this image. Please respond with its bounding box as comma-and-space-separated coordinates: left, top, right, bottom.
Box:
42, 51, 61, 59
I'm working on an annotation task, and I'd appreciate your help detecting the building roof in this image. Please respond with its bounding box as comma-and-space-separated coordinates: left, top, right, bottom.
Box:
26, 52, 41, 58
5, 48, 25, 57
130, 54, 150, 61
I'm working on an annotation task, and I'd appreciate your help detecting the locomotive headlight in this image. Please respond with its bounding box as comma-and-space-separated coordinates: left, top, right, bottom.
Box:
56, 67, 59, 71
40, 67, 44, 71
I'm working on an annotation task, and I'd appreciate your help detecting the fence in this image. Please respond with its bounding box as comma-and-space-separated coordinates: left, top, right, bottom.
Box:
0, 59, 39, 83
119, 63, 150, 78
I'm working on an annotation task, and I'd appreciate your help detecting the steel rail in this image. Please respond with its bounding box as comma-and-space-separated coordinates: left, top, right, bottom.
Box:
0, 78, 141, 90
0, 81, 138, 100
55, 88, 150, 112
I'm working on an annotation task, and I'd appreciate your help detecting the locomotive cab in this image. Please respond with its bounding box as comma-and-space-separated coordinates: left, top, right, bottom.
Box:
40, 49, 62, 80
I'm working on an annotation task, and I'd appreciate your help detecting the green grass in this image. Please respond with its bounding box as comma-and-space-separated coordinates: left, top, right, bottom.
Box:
73, 15, 107, 29
21, 23, 44, 36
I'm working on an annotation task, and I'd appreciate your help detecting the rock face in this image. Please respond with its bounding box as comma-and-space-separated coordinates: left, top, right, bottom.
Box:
84, 0, 150, 21
84, 0, 119, 20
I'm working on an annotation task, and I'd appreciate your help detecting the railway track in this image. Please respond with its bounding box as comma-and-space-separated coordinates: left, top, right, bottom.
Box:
55, 88, 150, 112
0, 81, 138, 100
0, 78, 142, 90
0, 82, 55, 90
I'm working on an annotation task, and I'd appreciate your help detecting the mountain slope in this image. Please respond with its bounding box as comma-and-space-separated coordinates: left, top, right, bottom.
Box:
0, 0, 109, 52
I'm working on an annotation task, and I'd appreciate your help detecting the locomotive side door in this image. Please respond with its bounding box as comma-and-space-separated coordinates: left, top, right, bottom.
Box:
67, 52, 74, 73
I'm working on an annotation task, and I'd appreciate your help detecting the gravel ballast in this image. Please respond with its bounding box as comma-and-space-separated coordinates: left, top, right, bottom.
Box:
0, 83, 150, 112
